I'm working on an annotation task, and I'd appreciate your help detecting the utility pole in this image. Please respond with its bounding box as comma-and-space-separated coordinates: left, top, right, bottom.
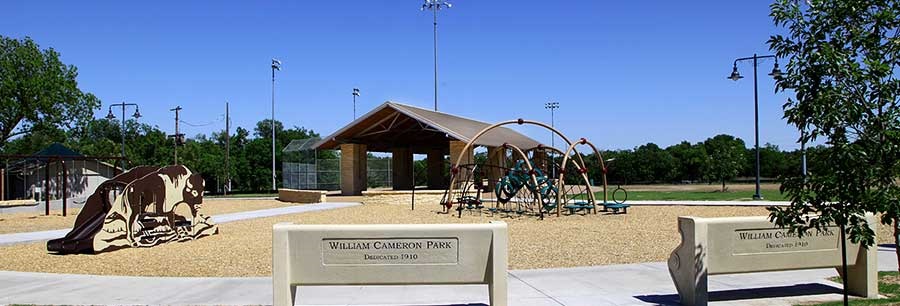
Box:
225, 102, 230, 195
169, 106, 184, 165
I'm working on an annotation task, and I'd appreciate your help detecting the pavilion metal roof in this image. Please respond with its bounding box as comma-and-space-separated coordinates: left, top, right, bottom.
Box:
313, 101, 541, 153
283, 137, 322, 152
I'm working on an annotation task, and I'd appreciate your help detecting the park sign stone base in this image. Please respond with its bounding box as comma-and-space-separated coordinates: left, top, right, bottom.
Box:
273, 221, 508, 306
668, 214, 877, 306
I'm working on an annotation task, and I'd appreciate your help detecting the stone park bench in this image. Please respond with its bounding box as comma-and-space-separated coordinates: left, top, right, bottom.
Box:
273, 221, 508, 306
667, 215, 877, 306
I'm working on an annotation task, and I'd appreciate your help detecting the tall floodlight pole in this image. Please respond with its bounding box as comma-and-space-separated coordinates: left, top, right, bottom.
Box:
106, 101, 141, 171
545, 101, 559, 178
271, 58, 281, 192
728, 53, 781, 200
352, 88, 360, 119
421, 0, 451, 111
225, 101, 230, 195
544, 101, 559, 148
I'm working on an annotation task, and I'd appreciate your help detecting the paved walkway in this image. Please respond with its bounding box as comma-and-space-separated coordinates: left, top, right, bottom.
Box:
1, 248, 896, 305
0, 196, 280, 214
0, 202, 360, 246
0, 200, 883, 305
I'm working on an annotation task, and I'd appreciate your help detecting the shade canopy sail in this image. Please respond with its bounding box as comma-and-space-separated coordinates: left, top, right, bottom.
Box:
313, 101, 541, 154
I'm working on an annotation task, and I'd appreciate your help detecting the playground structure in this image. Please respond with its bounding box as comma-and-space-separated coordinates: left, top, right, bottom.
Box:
47, 165, 218, 254
441, 119, 629, 219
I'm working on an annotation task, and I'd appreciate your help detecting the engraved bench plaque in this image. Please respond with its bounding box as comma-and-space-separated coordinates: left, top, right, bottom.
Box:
273, 222, 508, 306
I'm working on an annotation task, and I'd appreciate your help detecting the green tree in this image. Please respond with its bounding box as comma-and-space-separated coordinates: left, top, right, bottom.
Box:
631, 143, 678, 183
1, 125, 67, 155
702, 134, 746, 192
666, 141, 708, 182
601, 150, 634, 185
766, 0, 900, 275
179, 134, 225, 192
759, 143, 789, 179
67, 118, 173, 168
0, 36, 100, 148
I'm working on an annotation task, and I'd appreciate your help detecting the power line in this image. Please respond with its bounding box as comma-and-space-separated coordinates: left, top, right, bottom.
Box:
178, 114, 225, 127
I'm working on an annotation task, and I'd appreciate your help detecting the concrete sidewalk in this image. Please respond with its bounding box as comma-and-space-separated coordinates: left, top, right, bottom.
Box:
0, 202, 360, 246
1, 248, 896, 305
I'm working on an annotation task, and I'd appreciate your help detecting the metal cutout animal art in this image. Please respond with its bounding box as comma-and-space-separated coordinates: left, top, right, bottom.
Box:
47, 165, 218, 254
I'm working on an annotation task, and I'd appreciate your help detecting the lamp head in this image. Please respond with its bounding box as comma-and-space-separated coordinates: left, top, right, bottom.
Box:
352, 88, 360, 96
132, 107, 142, 119
271, 58, 281, 70
106, 109, 116, 120
728, 65, 743, 81
768, 61, 782, 78
422, 0, 451, 11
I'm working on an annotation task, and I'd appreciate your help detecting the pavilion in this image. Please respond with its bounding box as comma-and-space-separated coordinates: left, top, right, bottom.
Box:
313, 101, 541, 195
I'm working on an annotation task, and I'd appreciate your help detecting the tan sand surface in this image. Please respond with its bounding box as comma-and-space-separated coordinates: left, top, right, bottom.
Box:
0, 203, 782, 277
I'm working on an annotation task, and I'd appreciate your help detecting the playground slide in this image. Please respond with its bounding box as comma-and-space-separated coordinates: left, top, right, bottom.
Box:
47, 166, 157, 254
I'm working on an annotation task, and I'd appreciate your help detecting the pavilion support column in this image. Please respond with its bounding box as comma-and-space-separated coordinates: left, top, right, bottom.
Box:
391, 147, 413, 190
426, 148, 445, 189
340, 143, 368, 196
449, 141, 474, 188
486, 146, 506, 190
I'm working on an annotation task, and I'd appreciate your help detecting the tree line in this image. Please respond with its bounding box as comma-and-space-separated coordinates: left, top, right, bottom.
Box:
2, 111, 816, 194
582, 134, 813, 189
1, 117, 318, 193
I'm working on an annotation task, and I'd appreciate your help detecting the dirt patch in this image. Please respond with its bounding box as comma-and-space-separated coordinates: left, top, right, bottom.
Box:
0, 203, 769, 277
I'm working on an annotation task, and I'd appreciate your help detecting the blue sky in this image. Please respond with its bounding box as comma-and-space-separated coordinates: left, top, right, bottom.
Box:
1, 1, 798, 151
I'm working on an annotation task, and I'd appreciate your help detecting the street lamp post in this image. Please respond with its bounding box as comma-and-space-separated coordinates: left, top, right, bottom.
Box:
801, 130, 808, 176
271, 58, 281, 192
728, 53, 781, 200
352, 88, 360, 120
421, 0, 451, 111
106, 101, 142, 171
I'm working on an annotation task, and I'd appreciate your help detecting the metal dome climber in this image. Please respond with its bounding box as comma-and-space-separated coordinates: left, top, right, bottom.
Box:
441, 119, 615, 220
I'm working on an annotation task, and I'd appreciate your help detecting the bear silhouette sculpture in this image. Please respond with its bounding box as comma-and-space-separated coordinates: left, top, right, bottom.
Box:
48, 165, 218, 254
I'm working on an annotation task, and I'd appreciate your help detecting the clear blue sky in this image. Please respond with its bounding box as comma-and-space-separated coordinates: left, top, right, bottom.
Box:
2, 1, 799, 151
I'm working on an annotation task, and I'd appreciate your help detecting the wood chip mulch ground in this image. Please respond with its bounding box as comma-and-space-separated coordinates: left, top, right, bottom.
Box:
0, 198, 292, 235
0, 201, 788, 277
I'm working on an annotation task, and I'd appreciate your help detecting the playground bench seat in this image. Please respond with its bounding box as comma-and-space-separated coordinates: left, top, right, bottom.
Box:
457, 196, 483, 209
564, 201, 594, 214
602, 202, 630, 214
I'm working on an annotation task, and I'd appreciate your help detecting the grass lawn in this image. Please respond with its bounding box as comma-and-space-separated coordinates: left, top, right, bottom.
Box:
807, 272, 900, 305
594, 188, 790, 201
625, 189, 789, 201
